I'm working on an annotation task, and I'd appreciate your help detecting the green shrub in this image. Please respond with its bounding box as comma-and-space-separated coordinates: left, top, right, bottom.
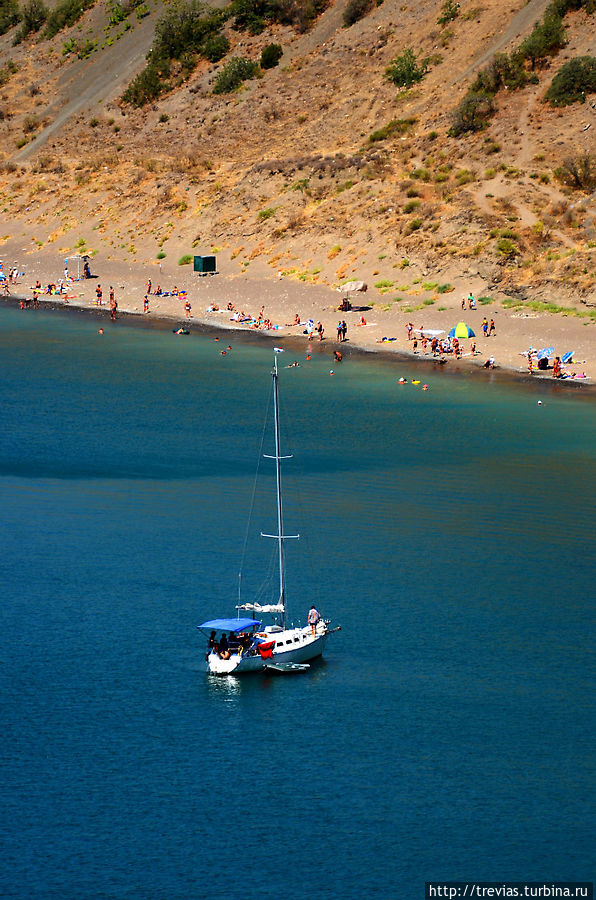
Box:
437, 0, 459, 26
260, 42, 282, 68
0, 0, 20, 36
343, 0, 374, 26
437, 283, 453, 293
368, 117, 416, 142
13, 0, 47, 42
159, 112, 169, 123
213, 56, 259, 93
257, 206, 276, 220
449, 93, 495, 136
553, 154, 595, 191
407, 218, 422, 232
78, 38, 97, 58
518, 12, 566, 68
178, 255, 193, 265
230, 0, 329, 34
123, 62, 169, 105
470, 51, 530, 94
404, 199, 420, 213
156, 251, 167, 259
202, 33, 229, 62
546, 55, 596, 105
123, 1, 227, 104
43, 0, 94, 39
496, 237, 518, 257
385, 48, 429, 88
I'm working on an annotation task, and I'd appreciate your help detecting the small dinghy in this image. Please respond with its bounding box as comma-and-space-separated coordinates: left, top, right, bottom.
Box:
265, 662, 310, 674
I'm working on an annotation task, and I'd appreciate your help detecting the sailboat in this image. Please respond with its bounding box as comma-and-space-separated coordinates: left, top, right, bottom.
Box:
198, 352, 339, 675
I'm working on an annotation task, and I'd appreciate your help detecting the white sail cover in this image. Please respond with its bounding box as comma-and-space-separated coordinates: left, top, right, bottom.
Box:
236, 602, 285, 613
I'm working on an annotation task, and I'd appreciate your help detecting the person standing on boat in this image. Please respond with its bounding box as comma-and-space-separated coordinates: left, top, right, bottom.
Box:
308, 605, 321, 636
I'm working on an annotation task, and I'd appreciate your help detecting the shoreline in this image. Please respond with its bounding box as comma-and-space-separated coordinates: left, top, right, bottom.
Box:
1, 241, 593, 396
5, 287, 595, 399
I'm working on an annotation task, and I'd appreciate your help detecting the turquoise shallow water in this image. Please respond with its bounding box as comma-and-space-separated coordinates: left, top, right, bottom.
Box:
0, 306, 594, 899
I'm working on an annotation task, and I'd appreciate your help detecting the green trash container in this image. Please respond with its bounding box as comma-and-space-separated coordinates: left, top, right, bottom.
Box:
193, 255, 217, 275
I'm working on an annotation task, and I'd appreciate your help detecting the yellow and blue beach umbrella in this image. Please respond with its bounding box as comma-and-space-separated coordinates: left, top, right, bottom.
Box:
448, 322, 475, 339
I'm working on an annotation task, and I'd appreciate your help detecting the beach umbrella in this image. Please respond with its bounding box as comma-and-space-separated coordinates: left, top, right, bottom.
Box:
448, 322, 475, 339
562, 351, 574, 364
337, 281, 367, 293
537, 347, 554, 360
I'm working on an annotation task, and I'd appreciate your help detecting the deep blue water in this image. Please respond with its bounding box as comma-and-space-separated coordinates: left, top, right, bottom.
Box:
0, 306, 594, 899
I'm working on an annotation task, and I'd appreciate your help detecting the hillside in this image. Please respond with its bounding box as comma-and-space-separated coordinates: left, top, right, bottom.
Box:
0, 0, 594, 309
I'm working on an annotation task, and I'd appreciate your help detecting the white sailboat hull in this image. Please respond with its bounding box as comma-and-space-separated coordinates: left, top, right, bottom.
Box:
206, 625, 328, 675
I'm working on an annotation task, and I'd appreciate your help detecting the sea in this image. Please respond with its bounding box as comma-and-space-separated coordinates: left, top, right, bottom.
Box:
0, 304, 594, 900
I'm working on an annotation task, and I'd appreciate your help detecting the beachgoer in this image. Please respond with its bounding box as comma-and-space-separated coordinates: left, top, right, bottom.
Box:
489, 318, 496, 337
528, 351, 534, 375
553, 356, 562, 378
146, 279, 152, 294
308, 605, 321, 636
316, 321, 324, 341
337, 321, 342, 341
407, 322, 413, 341
334, 350, 342, 363
341, 320, 347, 341
471, 341, 476, 355
461, 298, 466, 310
185, 300, 191, 318
413, 338, 418, 353
422, 336, 428, 355
482, 317, 488, 337
95, 284, 103, 306
143, 295, 149, 314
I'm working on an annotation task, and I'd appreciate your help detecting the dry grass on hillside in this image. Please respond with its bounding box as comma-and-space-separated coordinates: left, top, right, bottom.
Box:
0, 0, 594, 306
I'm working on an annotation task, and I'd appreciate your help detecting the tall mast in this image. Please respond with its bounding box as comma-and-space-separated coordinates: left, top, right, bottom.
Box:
272, 355, 286, 628
262, 355, 298, 630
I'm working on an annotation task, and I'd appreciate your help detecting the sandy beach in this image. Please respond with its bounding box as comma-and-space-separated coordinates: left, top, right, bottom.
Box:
3, 244, 594, 393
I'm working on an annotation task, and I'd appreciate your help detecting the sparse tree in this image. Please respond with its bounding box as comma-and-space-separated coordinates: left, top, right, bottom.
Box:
555, 154, 595, 191
385, 48, 429, 88
448, 93, 495, 136
546, 55, 596, 105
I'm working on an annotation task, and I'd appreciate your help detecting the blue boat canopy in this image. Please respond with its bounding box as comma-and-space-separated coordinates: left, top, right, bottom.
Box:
197, 618, 261, 633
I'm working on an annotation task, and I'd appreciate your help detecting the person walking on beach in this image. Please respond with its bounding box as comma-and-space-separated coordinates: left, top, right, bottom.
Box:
143, 295, 149, 314
528, 349, 534, 375
337, 321, 342, 341
146, 279, 152, 295
185, 300, 191, 318
316, 321, 324, 341
406, 322, 413, 341
341, 320, 347, 341
482, 317, 488, 337
489, 318, 496, 337
308, 605, 321, 637
95, 284, 103, 306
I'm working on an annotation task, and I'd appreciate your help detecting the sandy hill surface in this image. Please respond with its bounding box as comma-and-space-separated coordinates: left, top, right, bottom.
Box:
0, 0, 594, 334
